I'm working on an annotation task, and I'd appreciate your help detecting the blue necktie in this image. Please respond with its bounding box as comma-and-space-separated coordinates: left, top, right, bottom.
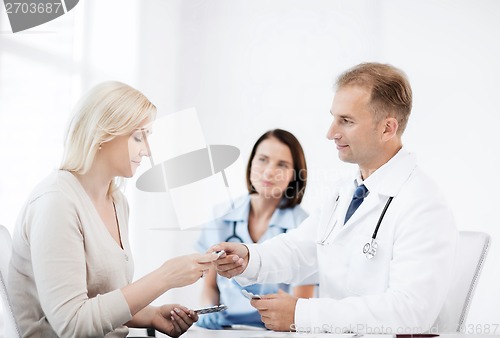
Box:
344, 184, 369, 224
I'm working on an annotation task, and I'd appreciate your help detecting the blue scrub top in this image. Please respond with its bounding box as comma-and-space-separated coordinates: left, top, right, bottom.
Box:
195, 195, 308, 329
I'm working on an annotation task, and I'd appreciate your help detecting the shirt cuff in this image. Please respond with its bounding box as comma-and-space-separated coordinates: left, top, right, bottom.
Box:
294, 298, 312, 332
234, 244, 261, 285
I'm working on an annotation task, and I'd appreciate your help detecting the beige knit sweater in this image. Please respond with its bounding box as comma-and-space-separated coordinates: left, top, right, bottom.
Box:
8, 170, 134, 338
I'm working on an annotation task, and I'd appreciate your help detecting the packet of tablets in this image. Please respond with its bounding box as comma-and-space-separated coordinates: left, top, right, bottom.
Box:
241, 289, 261, 300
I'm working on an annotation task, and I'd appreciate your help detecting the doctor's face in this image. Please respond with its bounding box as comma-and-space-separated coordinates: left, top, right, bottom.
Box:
250, 137, 295, 200
326, 86, 386, 172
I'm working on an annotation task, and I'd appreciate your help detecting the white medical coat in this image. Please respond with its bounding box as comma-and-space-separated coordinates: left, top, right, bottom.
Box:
236, 149, 458, 333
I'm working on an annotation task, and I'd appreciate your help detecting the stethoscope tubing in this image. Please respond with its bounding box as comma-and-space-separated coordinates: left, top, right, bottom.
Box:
371, 196, 394, 240
224, 221, 245, 243
362, 196, 394, 259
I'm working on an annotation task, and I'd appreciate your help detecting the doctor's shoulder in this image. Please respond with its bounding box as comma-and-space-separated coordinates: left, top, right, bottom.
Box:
400, 166, 450, 206
391, 167, 457, 237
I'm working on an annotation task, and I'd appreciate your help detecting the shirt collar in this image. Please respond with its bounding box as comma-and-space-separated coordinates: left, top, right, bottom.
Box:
356, 147, 418, 197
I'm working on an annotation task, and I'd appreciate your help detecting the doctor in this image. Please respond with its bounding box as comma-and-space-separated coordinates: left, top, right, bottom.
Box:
210, 62, 458, 333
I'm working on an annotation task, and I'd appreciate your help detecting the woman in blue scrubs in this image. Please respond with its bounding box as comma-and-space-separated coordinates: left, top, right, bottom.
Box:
196, 129, 315, 329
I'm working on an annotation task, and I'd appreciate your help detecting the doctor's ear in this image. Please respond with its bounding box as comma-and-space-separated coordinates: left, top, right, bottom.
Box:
381, 117, 398, 141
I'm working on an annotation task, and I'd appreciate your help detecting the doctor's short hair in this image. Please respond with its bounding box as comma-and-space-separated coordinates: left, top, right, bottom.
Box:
60, 81, 156, 187
335, 62, 412, 135
246, 129, 307, 209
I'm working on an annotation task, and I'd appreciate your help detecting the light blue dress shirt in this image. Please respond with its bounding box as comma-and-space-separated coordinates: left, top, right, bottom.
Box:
195, 194, 308, 329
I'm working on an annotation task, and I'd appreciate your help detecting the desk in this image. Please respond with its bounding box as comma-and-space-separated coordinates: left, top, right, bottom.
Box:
178, 333, 500, 338
183, 333, 366, 338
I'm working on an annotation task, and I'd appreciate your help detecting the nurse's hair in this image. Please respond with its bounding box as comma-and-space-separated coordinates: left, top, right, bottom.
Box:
246, 129, 307, 209
335, 62, 412, 135
60, 81, 156, 191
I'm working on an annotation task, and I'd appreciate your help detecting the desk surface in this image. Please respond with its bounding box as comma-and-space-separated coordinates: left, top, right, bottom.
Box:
182, 332, 364, 338
172, 331, 500, 338
145, 326, 500, 338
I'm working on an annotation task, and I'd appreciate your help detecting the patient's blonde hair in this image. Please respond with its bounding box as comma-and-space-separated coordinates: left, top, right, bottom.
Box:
60, 81, 156, 193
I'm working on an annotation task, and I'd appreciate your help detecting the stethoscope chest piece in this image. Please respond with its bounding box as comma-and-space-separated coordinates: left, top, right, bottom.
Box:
363, 239, 378, 259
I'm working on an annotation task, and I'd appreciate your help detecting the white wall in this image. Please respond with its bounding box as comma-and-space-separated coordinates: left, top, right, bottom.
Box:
1, 0, 499, 333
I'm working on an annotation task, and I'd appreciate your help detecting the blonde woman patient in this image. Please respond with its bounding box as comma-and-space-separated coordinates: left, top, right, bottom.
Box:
7, 81, 217, 337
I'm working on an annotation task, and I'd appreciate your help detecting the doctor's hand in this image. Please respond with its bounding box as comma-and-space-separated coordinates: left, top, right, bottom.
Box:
250, 289, 298, 332
208, 242, 249, 279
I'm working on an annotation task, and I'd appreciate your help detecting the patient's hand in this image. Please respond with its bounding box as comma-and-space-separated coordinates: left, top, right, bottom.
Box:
161, 253, 218, 289
152, 304, 198, 337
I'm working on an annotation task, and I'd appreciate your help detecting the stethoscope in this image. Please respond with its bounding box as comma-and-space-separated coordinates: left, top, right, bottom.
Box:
318, 194, 394, 260
224, 221, 245, 243
362, 196, 393, 259
225, 221, 287, 243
